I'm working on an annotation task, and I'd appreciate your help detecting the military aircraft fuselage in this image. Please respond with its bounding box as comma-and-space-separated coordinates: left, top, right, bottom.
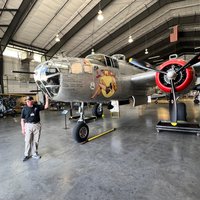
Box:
34, 54, 156, 103
33, 52, 200, 143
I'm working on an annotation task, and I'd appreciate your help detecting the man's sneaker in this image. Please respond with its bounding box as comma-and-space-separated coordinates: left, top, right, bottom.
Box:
23, 156, 30, 162
32, 154, 41, 159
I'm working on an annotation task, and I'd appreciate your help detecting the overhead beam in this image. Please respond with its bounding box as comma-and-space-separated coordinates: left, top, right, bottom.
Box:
80, 0, 185, 57
0, 0, 37, 53
150, 45, 200, 63
0, 9, 18, 12
114, 15, 200, 60
9, 40, 47, 54
0, 25, 9, 27
126, 37, 200, 62
45, 0, 112, 59
0, 53, 3, 93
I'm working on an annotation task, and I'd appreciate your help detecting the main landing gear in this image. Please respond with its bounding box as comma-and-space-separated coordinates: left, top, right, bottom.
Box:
73, 121, 89, 143
92, 103, 103, 118
72, 102, 104, 143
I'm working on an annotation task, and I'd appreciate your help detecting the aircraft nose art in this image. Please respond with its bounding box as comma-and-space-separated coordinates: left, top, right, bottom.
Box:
34, 61, 61, 98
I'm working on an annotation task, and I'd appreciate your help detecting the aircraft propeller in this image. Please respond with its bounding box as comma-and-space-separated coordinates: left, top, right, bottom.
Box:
169, 79, 177, 124
129, 53, 200, 125
176, 53, 200, 73
129, 58, 167, 74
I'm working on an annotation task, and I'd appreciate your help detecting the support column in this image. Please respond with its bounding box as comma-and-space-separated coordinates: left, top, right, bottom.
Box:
0, 53, 4, 93
20, 58, 31, 82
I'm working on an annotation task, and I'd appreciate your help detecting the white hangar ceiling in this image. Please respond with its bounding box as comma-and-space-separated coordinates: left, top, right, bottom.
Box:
0, 0, 200, 63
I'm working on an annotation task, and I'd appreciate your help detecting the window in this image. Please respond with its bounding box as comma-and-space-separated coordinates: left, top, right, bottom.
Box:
111, 58, 119, 68
46, 68, 58, 75
86, 54, 106, 66
105, 56, 112, 67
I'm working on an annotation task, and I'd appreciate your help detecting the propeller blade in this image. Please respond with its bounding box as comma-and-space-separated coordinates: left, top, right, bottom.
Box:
169, 79, 177, 125
129, 58, 167, 74
177, 52, 200, 73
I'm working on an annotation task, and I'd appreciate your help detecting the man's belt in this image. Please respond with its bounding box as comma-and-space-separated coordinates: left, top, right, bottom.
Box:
26, 122, 40, 124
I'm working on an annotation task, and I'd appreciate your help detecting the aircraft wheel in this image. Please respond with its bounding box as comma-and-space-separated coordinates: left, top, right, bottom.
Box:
177, 102, 187, 121
92, 104, 103, 118
72, 121, 89, 143
194, 99, 199, 104
170, 102, 187, 121
11, 110, 16, 117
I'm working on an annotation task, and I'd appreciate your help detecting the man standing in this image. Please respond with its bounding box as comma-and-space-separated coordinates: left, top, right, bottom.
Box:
21, 94, 49, 162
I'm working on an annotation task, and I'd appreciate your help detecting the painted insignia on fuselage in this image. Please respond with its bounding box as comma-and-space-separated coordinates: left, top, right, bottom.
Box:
91, 69, 117, 99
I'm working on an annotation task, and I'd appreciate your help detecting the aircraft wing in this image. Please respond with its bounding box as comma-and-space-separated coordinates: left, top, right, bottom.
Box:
131, 70, 156, 88
193, 62, 200, 77
128, 71, 156, 106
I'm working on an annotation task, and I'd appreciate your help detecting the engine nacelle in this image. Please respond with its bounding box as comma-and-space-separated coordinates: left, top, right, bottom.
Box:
155, 59, 195, 93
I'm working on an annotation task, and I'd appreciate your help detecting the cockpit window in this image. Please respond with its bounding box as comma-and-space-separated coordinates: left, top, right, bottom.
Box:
86, 54, 119, 68
86, 54, 106, 66
105, 56, 112, 67
112, 58, 119, 68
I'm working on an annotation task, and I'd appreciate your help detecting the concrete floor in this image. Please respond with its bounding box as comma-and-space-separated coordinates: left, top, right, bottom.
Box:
0, 100, 200, 200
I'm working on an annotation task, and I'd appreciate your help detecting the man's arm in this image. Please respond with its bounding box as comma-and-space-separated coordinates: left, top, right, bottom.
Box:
21, 118, 26, 136
44, 94, 49, 109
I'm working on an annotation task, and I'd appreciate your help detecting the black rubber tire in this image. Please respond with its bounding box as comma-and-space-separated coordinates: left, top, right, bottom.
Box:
11, 110, 16, 117
194, 99, 199, 104
0, 113, 4, 118
72, 121, 89, 143
92, 104, 103, 118
177, 102, 187, 121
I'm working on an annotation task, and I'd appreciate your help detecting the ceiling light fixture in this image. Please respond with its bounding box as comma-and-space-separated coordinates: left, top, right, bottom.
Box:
55, 34, 60, 42
97, 10, 104, 21
91, 49, 95, 54
144, 34, 149, 55
128, 35, 133, 43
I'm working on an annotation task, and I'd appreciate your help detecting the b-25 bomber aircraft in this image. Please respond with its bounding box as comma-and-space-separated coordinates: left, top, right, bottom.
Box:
33, 52, 200, 143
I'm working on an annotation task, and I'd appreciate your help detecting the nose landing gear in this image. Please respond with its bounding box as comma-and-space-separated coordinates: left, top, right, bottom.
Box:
72, 102, 115, 143
73, 121, 89, 143
72, 102, 89, 143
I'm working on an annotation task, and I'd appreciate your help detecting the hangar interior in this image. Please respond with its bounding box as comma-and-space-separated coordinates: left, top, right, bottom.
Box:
0, 0, 200, 93
0, 0, 200, 200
